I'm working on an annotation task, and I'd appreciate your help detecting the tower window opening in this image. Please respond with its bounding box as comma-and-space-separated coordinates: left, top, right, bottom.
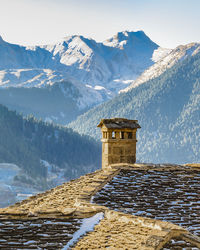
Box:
120, 131, 124, 139
128, 132, 132, 139
112, 131, 116, 139
103, 132, 107, 138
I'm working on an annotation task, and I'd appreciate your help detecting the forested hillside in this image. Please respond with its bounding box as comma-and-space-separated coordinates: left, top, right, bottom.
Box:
0, 81, 83, 124
0, 104, 101, 189
69, 51, 200, 164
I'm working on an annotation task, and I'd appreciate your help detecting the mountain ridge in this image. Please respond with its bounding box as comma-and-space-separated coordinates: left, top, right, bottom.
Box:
122, 42, 200, 92
68, 50, 200, 164
0, 31, 160, 89
0, 30, 164, 124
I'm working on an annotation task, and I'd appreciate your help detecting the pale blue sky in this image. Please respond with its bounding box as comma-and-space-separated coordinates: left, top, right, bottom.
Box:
0, 0, 200, 48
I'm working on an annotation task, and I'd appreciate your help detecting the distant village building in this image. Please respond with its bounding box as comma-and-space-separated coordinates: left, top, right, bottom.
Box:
97, 118, 141, 169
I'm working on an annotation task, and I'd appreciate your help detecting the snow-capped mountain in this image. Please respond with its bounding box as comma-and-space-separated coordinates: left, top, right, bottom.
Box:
122, 43, 200, 92
41, 31, 159, 91
0, 31, 160, 92
0, 31, 164, 123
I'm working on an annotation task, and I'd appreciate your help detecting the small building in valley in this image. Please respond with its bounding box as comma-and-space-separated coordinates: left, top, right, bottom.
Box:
97, 118, 141, 169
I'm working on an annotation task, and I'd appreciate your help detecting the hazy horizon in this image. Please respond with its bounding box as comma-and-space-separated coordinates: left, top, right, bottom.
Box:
0, 0, 200, 48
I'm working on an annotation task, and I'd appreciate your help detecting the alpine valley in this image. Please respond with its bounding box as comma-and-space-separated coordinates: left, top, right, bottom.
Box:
0, 30, 200, 207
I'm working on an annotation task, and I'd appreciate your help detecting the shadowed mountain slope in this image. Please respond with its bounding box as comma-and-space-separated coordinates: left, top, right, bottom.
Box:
69, 51, 200, 164
0, 104, 101, 189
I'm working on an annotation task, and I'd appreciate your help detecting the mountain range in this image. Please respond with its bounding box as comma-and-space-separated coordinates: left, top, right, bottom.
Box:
0, 31, 164, 123
0, 30, 199, 165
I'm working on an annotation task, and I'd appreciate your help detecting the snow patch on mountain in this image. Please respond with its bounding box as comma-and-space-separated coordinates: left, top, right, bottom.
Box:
64, 78, 113, 110
151, 47, 171, 62
0, 69, 67, 88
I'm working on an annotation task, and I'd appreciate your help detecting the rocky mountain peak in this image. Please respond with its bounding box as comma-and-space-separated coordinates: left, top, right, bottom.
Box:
103, 30, 158, 49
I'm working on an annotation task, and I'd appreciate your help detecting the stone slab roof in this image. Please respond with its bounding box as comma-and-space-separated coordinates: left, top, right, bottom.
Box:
93, 168, 200, 237
97, 118, 141, 129
0, 163, 199, 249
74, 210, 187, 250
0, 217, 82, 249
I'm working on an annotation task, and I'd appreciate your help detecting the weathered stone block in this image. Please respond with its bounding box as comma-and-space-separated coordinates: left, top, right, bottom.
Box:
113, 147, 123, 155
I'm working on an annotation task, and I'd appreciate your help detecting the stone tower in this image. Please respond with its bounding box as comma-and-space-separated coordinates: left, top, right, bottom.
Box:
97, 118, 141, 170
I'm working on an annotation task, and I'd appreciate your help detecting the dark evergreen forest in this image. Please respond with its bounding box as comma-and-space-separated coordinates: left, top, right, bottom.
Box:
69, 51, 200, 164
0, 104, 101, 188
